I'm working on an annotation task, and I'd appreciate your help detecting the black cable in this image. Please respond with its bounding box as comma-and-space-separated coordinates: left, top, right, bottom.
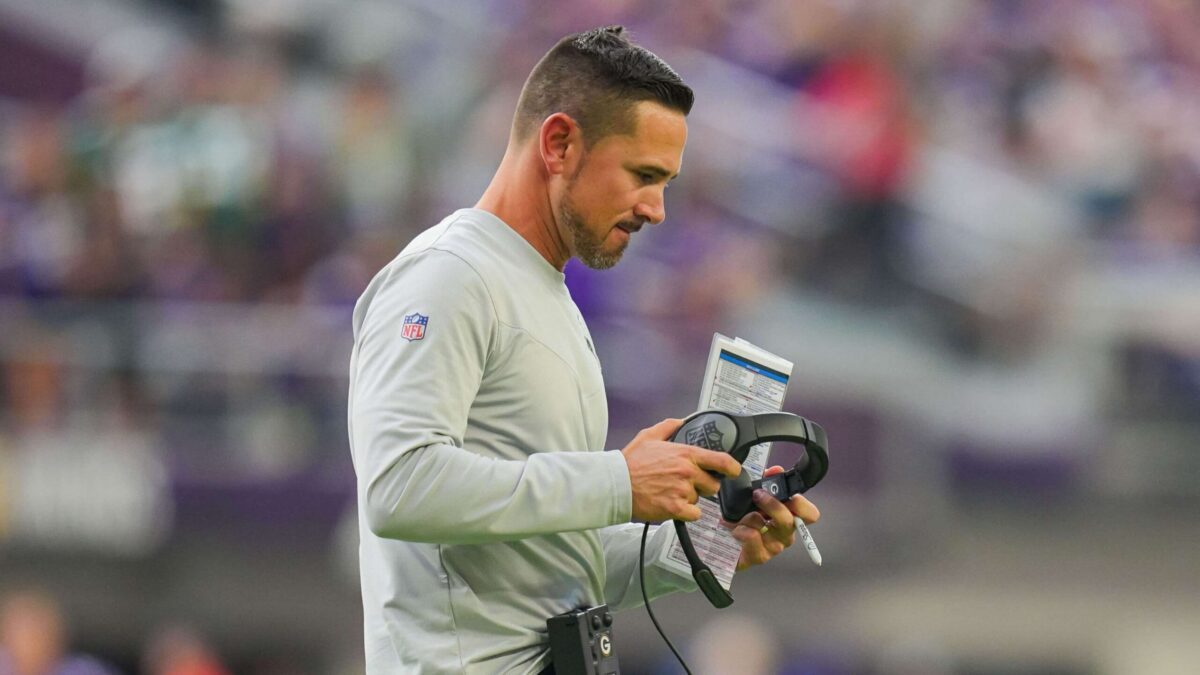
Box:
639, 523, 693, 675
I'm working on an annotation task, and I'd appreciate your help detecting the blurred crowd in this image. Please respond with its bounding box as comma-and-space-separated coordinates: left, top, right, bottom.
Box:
1, 0, 1199, 672
3, 0, 1200, 472
1, 589, 230, 675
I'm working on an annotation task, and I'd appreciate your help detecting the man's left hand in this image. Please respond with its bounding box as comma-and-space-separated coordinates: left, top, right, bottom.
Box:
722, 465, 821, 571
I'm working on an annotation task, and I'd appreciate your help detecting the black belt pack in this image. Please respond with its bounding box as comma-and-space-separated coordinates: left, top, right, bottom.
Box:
546, 604, 619, 674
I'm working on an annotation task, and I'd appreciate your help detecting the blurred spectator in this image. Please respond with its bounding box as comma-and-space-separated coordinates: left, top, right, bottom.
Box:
332, 67, 415, 236
0, 591, 116, 675
141, 627, 230, 675
686, 613, 779, 675
1, 334, 66, 434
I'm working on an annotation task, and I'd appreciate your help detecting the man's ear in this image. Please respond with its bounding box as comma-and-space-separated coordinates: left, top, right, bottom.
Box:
538, 113, 582, 178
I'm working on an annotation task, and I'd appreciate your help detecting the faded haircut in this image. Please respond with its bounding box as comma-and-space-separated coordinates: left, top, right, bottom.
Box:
512, 26, 694, 146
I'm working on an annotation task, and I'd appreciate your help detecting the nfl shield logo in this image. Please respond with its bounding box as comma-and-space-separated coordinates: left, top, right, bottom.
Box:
402, 313, 428, 341
685, 420, 724, 451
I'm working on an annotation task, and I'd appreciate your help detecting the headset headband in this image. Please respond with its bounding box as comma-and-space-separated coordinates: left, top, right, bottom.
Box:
669, 409, 829, 608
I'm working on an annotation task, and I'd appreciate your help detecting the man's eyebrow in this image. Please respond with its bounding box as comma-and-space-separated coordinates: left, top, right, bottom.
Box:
636, 165, 679, 181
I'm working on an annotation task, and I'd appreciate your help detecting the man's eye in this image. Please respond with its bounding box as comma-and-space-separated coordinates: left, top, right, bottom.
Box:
636, 171, 655, 184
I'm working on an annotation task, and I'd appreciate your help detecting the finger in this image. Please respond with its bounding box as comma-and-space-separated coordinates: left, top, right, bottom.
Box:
752, 488, 796, 527
731, 523, 783, 559
643, 418, 684, 441
730, 524, 762, 545
763, 465, 785, 477
788, 494, 821, 525
732, 527, 771, 565
690, 447, 742, 478
693, 470, 722, 497
675, 502, 703, 522
765, 523, 796, 549
756, 517, 795, 549
735, 511, 768, 533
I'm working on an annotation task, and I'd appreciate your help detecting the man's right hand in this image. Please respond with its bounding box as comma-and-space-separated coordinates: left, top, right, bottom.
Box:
620, 418, 742, 522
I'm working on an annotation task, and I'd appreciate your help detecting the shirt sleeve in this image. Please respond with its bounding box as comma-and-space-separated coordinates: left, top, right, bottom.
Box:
349, 249, 633, 544
597, 522, 698, 611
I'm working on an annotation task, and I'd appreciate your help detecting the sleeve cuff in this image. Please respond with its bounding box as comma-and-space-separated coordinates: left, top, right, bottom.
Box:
601, 449, 633, 525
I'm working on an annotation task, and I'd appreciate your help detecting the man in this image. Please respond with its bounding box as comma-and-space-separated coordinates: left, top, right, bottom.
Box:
348, 26, 820, 674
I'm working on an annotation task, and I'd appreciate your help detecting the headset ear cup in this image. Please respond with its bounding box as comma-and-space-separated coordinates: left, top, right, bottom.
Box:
800, 443, 828, 489
718, 467, 754, 522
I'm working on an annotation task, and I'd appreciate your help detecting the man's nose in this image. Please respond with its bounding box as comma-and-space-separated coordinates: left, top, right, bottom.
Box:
634, 193, 666, 225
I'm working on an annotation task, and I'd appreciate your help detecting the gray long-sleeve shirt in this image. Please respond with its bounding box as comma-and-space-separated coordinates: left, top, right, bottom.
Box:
348, 208, 694, 674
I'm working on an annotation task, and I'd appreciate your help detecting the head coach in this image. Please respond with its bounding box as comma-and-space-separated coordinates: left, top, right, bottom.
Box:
347, 25, 820, 674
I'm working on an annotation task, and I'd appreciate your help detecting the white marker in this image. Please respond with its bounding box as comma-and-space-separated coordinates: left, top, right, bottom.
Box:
795, 517, 822, 567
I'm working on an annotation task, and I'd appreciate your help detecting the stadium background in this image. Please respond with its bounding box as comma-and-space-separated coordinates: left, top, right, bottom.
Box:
1, 0, 1199, 673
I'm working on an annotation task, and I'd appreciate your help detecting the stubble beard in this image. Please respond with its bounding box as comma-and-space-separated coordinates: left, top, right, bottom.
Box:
559, 191, 627, 270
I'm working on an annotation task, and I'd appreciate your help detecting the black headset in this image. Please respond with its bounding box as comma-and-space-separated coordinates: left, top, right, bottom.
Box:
668, 409, 829, 608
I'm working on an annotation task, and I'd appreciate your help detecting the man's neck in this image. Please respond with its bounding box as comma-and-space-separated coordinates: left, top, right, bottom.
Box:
475, 145, 571, 271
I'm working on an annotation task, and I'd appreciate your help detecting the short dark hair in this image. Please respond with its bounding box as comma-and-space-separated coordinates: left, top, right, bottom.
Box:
512, 26, 694, 145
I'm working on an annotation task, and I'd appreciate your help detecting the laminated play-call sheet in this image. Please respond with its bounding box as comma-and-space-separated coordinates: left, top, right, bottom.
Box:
655, 334, 793, 588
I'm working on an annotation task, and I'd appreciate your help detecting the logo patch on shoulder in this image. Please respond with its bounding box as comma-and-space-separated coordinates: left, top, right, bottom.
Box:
402, 313, 429, 341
